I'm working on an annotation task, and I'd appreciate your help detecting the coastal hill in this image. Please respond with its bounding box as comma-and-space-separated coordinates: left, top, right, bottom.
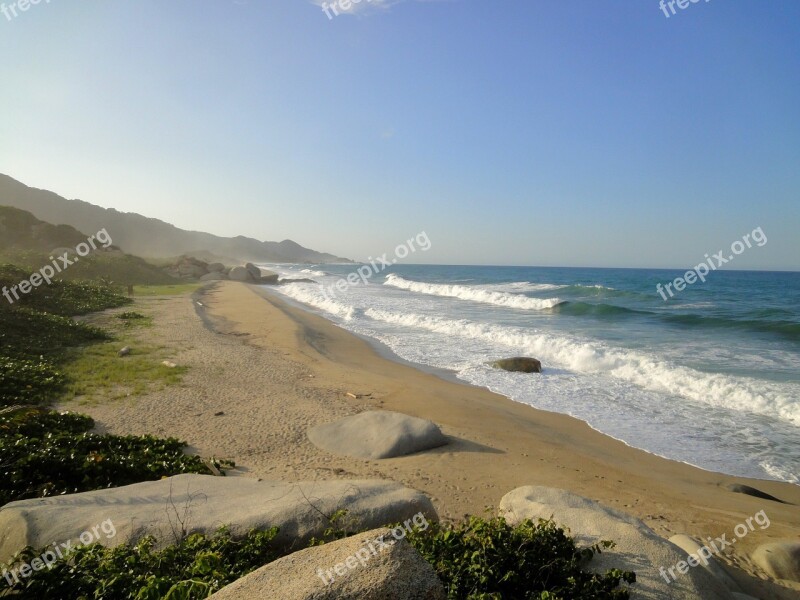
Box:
0, 174, 350, 264
0, 205, 176, 285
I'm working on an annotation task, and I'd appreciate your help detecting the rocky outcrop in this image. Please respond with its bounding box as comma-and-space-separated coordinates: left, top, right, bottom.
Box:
245, 263, 262, 279
308, 411, 448, 460
228, 266, 251, 281
499, 486, 735, 600
751, 541, 800, 582
163, 256, 279, 284
490, 357, 542, 373
0, 474, 437, 563
209, 527, 446, 600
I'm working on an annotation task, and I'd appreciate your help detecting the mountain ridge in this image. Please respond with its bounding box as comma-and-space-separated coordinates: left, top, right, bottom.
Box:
0, 174, 351, 264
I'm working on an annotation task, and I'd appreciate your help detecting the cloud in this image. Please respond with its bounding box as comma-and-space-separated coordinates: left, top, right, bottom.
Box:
310, 0, 441, 18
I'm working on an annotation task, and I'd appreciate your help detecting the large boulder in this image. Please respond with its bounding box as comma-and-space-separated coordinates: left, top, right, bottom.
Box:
209, 527, 446, 600
751, 541, 800, 582
245, 263, 262, 279
490, 357, 542, 373
259, 271, 280, 285
308, 411, 448, 460
200, 272, 228, 281
0, 474, 437, 563
229, 266, 253, 282
207, 262, 226, 273
499, 487, 735, 600
669, 534, 740, 592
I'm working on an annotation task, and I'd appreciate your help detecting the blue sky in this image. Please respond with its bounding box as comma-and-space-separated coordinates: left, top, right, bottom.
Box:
0, 1, 798, 269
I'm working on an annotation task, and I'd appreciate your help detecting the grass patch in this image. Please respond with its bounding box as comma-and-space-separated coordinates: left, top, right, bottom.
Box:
62, 340, 187, 404
116, 311, 153, 328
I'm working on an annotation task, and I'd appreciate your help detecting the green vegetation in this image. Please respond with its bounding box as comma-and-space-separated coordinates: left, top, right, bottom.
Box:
0, 249, 178, 287
0, 408, 230, 506
0, 264, 186, 406
1, 527, 280, 600
407, 515, 636, 599
63, 339, 186, 403
0, 264, 130, 316
0, 515, 634, 600
0, 265, 124, 408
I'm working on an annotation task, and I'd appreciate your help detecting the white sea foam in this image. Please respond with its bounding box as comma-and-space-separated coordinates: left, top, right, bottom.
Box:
362, 308, 800, 427
300, 268, 328, 277
384, 274, 562, 310
760, 461, 799, 484
482, 281, 566, 292
279, 283, 356, 320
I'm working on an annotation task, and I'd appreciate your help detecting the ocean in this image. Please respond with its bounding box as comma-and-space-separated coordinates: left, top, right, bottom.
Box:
265, 264, 800, 485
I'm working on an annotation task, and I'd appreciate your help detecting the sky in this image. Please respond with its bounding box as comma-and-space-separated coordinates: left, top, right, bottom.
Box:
0, 1, 798, 269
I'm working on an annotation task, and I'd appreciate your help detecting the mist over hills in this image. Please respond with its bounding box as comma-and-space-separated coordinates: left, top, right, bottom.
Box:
0, 174, 350, 264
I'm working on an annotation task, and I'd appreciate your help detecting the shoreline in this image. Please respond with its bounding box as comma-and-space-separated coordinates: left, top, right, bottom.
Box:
66, 281, 800, 596
266, 284, 759, 483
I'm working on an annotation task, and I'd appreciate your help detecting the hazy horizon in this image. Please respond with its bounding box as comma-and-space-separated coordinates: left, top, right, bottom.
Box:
1, 2, 798, 270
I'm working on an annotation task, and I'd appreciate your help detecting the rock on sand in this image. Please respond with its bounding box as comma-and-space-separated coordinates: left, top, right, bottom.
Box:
499, 486, 736, 600
0, 474, 437, 562
308, 411, 448, 460
209, 527, 446, 600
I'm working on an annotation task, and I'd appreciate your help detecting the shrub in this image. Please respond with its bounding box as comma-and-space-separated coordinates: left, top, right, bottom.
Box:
0, 263, 131, 316
406, 515, 636, 599
0, 527, 281, 600
0, 307, 108, 360
0, 409, 230, 506
0, 356, 65, 405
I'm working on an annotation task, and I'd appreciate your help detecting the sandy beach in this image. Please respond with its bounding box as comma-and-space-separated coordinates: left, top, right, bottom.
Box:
63, 281, 800, 598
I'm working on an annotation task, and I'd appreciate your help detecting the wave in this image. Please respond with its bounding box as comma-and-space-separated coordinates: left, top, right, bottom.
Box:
553, 301, 800, 341
299, 268, 328, 277
661, 313, 800, 342
550, 301, 649, 318
362, 307, 800, 427
278, 283, 356, 320
482, 281, 566, 292
384, 274, 562, 310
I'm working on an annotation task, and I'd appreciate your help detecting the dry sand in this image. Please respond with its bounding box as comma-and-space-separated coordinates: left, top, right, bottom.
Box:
64, 281, 800, 598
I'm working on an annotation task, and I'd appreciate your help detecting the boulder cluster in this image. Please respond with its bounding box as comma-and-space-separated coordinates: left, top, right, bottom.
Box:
164, 256, 279, 284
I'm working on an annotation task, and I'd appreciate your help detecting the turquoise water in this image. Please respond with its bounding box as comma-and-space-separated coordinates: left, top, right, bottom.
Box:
269, 264, 800, 484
